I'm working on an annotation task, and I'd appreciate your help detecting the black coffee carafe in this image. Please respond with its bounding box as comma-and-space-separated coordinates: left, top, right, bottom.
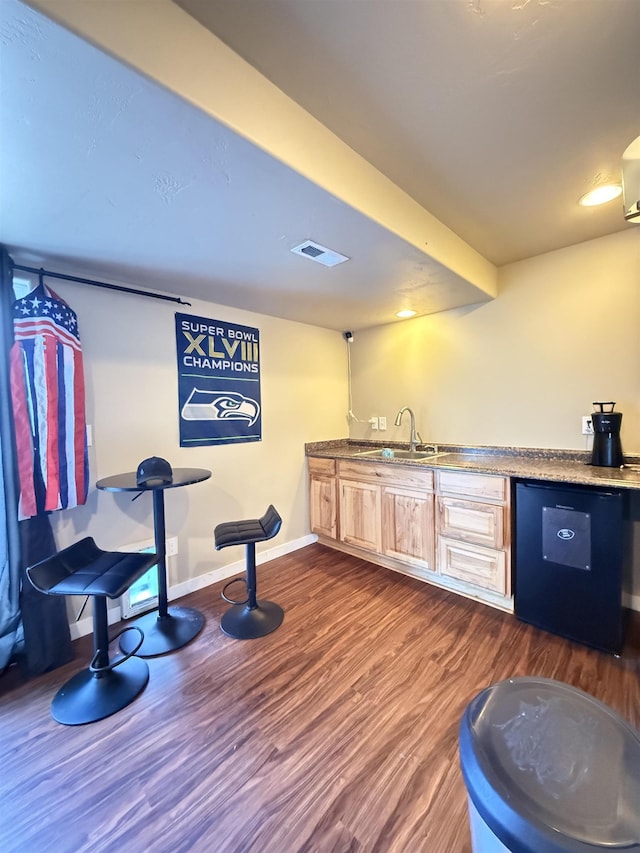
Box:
591, 402, 624, 467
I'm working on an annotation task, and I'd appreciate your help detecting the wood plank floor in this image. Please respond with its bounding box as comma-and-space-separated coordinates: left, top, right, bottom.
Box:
1, 543, 639, 853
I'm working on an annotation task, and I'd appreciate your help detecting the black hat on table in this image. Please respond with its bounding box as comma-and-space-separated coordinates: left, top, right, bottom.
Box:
136, 456, 173, 486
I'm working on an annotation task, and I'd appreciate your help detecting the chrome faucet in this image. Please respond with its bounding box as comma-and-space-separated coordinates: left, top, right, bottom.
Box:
394, 406, 422, 452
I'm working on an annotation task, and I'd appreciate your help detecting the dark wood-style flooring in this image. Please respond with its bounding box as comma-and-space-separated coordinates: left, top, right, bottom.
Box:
1, 543, 639, 852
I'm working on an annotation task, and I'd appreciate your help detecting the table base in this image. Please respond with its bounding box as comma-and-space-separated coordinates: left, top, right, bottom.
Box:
119, 606, 205, 657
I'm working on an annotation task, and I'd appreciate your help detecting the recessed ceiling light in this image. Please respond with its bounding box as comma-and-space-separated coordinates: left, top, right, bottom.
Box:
578, 184, 623, 207
395, 309, 416, 319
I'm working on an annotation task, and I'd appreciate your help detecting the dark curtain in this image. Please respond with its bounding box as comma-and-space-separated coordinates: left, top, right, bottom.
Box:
18, 515, 72, 675
0, 246, 72, 676
0, 246, 21, 671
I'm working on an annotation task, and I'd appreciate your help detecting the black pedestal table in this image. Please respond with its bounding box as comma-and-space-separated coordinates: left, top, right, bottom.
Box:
96, 467, 211, 656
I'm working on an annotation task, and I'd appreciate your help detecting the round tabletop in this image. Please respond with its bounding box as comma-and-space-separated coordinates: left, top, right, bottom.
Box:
96, 467, 211, 492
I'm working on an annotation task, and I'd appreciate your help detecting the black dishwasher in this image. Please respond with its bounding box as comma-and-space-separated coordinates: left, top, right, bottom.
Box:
514, 480, 624, 654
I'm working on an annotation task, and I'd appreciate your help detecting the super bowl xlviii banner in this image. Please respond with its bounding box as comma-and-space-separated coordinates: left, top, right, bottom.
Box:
175, 312, 261, 447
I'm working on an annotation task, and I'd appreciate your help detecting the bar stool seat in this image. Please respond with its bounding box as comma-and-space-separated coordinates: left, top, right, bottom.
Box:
214, 505, 283, 639
26, 537, 159, 725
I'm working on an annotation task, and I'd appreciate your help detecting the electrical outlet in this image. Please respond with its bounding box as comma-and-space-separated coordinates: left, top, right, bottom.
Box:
582, 416, 594, 436
378, 416, 387, 430
369, 417, 379, 430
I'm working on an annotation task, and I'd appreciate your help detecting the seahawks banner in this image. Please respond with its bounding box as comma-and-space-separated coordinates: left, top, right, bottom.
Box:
175, 312, 261, 447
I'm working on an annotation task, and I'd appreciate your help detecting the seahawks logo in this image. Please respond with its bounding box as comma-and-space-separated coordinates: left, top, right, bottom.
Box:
181, 389, 260, 426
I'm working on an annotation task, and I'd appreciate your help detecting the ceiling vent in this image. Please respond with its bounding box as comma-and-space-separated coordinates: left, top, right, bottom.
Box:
290, 240, 349, 267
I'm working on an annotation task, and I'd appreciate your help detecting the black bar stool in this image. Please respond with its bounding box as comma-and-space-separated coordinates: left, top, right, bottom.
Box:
214, 504, 284, 639
26, 537, 159, 725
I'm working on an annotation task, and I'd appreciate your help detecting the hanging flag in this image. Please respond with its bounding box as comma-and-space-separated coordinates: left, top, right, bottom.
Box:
10, 281, 88, 519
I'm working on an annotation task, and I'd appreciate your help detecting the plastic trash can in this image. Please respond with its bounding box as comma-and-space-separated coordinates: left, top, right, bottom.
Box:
459, 677, 640, 852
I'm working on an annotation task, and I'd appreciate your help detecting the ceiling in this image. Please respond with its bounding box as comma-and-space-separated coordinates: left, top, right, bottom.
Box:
1, 0, 637, 331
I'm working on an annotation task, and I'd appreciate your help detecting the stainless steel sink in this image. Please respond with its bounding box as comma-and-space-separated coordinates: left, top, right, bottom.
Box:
355, 448, 441, 460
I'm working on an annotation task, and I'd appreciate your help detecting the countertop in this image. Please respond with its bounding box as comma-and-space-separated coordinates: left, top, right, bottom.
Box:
306, 439, 640, 491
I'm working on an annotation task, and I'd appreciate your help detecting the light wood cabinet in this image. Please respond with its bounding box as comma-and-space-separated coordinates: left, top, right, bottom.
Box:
437, 496, 503, 549
435, 470, 511, 597
309, 457, 338, 539
308, 457, 435, 572
337, 459, 434, 572
438, 470, 507, 502
336, 460, 434, 492
308, 454, 512, 610
340, 478, 382, 551
437, 537, 507, 593
381, 485, 434, 569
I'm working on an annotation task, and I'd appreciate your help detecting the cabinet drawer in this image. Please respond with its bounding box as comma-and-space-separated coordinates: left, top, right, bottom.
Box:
437, 470, 506, 502
338, 460, 434, 491
437, 497, 504, 548
308, 457, 336, 476
438, 537, 507, 594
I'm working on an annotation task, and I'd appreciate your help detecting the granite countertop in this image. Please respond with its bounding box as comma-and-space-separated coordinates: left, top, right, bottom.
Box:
305, 439, 640, 490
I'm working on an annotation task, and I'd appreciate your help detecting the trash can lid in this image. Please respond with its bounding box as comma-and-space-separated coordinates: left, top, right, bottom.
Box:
459, 677, 640, 852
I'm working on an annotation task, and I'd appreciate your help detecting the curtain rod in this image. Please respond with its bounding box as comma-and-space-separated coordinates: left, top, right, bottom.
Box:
10, 262, 192, 306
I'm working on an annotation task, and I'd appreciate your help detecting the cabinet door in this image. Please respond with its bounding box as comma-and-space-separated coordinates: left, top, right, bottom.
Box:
339, 479, 381, 552
437, 496, 504, 549
382, 486, 434, 570
310, 475, 337, 539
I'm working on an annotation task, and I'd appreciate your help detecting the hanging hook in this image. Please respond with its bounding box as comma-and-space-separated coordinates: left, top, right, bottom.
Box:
38, 267, 45, 289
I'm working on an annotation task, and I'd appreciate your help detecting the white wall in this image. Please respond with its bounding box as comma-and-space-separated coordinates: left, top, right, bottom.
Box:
346, 229, 640, 605
43, 279, 347, 600
348, 230, 639, 454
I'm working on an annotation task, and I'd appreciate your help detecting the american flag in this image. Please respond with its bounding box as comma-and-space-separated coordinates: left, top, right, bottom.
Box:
10, 282, 88, 519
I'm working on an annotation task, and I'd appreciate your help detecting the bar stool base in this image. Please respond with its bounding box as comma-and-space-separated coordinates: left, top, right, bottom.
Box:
51, 657, 149, 725
221, 600, 284, 639
119, 605, 205, 657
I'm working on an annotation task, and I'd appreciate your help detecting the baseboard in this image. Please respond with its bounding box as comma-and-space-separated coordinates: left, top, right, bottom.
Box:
623, 591, 640, 612
69, 533, 316, 640
169, 533, 316, 599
